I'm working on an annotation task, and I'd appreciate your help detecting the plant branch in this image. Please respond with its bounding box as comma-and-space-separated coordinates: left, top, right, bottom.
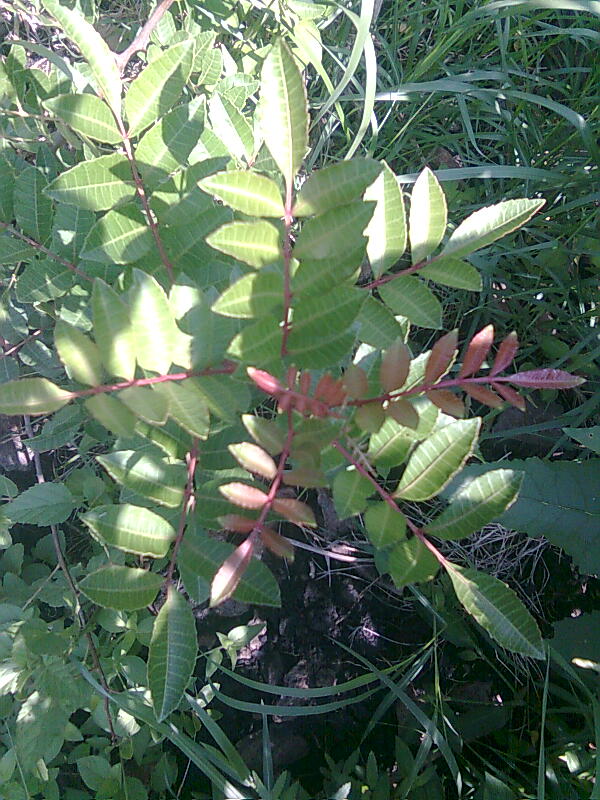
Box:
165, 439, 199, 585
0, 329, 42, 359
252, 407, 295, 533
0, 222, 92, 282
114, 0, 176, 73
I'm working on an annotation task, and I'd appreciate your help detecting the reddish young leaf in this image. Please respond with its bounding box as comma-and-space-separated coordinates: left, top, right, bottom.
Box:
426, 389, 465, 418
461, 382, 504, 408
299, 371, 311, 394
493, 382, 526, 412
386, 397, 419, 428
425, 329, 458, 384
247, 367, 283, 396
218, 514, 259, 534
219, 482, 268, 509
490, 331, 519, 376
210, 536, 255, 607
354, 402, 386, 433
380, 339, 411, 393
314, 373, 335, 400
506, 369, 585, 389
260, 527, 294, 562
458, 324, 494, 378
272, 497, 317, 527
342, 364, 369, 399
228, 442, 278, 480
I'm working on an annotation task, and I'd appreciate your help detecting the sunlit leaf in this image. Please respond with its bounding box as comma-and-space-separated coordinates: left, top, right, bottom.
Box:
85, 394, 137, 437
15, 166, 52, 243
153, 380, 210, 438
379, 276, 442, 329
43, 93, 121, 143
293, 158, 382, 216
364, 161, 406, 277
92, 279, 136, 380
118, 386, 170, 424
80, 566, 163, 611
81, 504, 175, 557
206, 220, 282, 268
54, 320, 104, 386
294, 200, 374, 260
208, 94, 254, 162
199, 171, 284, 217
45, 153, 134, 211
388, 537, 439, 588
0, 378, 71, 416
81, 205, 153, 264
97, 451, 186, 508
129, 269, 181, 373
212, 269, 283, 318
409, 167, 446, 264
4, 482, 75, 525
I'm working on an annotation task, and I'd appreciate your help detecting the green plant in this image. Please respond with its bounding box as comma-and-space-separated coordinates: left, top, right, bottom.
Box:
0, 0, 594, 797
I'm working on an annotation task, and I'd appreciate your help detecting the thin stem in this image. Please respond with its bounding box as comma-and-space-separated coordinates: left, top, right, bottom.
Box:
251, 407, 295, 533
0, 222, 92, 282
361, 257, 428, 290
165, 439, 199, 585
280, 184, 294, 357
116, 119, 175, 283
0, 329, 42, 359
115, 0, 176, 73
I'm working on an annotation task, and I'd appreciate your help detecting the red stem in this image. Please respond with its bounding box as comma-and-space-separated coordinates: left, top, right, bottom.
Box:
251, 407, 295, 533
0, 222, 92, 282
165, 439, 199, 585
115, 0, 176, 73
362, 258, 429, 290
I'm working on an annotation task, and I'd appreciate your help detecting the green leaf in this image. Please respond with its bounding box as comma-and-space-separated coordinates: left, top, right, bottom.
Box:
179, 524, 280, 606
419, 257, 482, 291
293, 200, 374, 260
332, 468, 373, 518
206, 220, 282, 268
395, 418, 480, 501
208, 94, 254, 162
364, 161, 406, 277
97, 451, 185, 508
192, 374, 250, 422
129, 269, 181, 373
199, 171, 284, 217
260, 39, 308, 189
563, 426, 600, 455
4, 483, 75, 525
379, 276, 442, 329
119, 386, 170, 424
85, 394, 137, 437
242, 414, 286, 455
364, 502, 406, 549
293, 158, 382, 216
15, 166, 53, 244
17, 259, 73, 303
0, 378, 71, 415
137, 97, 205, 189
77, 756, 112, 791
54, 320, 104, 386
0, 155, 15, 221
148, 586, 198, 721
409, 167, 446, 264
81, 205, 153, 263
81, 504, 175, 557
212, 270, 283, 318
426, 469, 522, 540
292, 247, 363, 297
42, 0, 122, 115
79, 565, 163, 610
441, 198, 545, 260
388, 537, 439, 588
125, 40, 194, 136
45, 153, 134, 211
153, 380, 210, 438
43, 93, 121, 143
227, 317, 282, 368
446, 564, 544, 659
92, 278, 136, 380
356, 296, 406, 348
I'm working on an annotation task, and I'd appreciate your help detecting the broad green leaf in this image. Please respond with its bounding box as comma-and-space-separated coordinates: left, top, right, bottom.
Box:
419, 257, 482, 291
388, 537, 439, 588
212, 270, 283, 318
96, 451, 185, 508
80, 566, 163, 610
441, 199, 545, 260
199, 171, 284, 217
17, 259, 73, 303
356, 296, 406, 349
364, 161, 406, 277
206, 220, 282, 268
179, 291, 239, 370
92, 279, 136, 380
54, 320, 104, 386
137, 97, 205, 189
15, 166, 53, 243
179, 524, 280, 606
426, 469, 523, 540
77, 756, 113, 791
228, 317, 281, 369
42, 0, 122, 114
129, 269, 180, 373
153, 380, 210, 438
4, 483, 75, 525
364, 502, 406, 549
379, 276, 442, 329
409, 167, 446, 264
332, 468, 373, 518
292, 247, 363, 297
446, 564, 544, 659
395, 418, 480, 501
85, 394, 137, 437
293, 200, 374, 260
193, 374, 250, 422
260, 39, 308, 189
81, 205, 153, 263
150, 160, 220, 225
293, 158, 382, 216
119, 386, 170, 424
208, 94, 254, 162
0, 378, 71, 415
563, 426, 600, 455
45, 153, 134, 211
0, 234, 38, 264
242, 414, 286, 455
81, 504, 175, 557
0, 154, 15, 221
125, 40, 194, 136
149, 586, 198, 721
43, 93, 121, 143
